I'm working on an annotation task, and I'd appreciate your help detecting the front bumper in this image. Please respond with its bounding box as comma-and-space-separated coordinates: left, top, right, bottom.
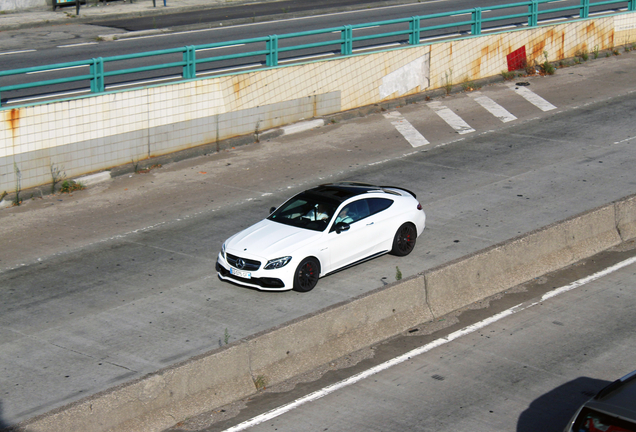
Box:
216, 253, 290, 291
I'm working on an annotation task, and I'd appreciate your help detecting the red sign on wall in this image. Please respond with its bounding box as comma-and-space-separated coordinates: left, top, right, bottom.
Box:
507, 46, 527, 71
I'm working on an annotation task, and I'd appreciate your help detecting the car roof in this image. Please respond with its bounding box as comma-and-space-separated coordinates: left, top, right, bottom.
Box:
586, 370, 636, 422
303, 182, 414, 205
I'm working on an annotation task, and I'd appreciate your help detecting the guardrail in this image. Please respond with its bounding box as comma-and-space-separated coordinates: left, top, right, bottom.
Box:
1, 0, 634, 107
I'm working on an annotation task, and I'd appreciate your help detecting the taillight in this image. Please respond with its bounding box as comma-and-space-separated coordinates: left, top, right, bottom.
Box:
417, 203, 422, 210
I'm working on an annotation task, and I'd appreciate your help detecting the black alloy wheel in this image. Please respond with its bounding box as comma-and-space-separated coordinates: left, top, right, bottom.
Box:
293, 257, 320, 292
391, 223, 417, 256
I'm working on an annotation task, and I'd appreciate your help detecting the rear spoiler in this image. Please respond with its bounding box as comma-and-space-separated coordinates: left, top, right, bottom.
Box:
381, 185, 417, 199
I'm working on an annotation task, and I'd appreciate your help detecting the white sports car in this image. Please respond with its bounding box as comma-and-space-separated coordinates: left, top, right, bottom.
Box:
216, 182, 426, 292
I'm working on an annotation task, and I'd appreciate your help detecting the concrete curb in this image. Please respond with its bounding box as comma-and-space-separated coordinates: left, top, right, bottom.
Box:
14, 193, 636, 432
281, 119, 325, 136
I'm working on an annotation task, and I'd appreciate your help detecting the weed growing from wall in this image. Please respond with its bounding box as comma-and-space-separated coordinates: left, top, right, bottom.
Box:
540, 51, 555, 75
60, 180, 85, 193
253, 375, 267, 391
443, 68, 453, 95
50, 163, 65, 194
13, 163, 21, 206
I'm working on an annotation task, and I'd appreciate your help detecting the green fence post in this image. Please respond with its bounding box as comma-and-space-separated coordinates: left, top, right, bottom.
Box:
341, 25, 353, 55
409, 16, 421, 45
629, 0, 636, 11
528, 0, 538, 27
266, 35, 279, 67
90, 58, 104, 93
580, 0, 589, 18
183, 46, 196, 79
471, 7, 482, 35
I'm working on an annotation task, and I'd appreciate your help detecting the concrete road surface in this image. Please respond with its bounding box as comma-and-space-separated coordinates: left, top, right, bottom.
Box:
1, 51, 636, 426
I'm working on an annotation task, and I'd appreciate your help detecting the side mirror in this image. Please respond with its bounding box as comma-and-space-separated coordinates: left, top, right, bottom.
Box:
269, 207, 277, 214
334, 222, 350, 234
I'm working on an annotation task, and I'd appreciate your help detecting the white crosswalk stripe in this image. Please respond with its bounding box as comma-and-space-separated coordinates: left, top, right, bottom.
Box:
383, 111, 430, 148
427, 101, 476, 134
469, 92, 517, 123
385, 86, 559, 148
508, 83, 557, 111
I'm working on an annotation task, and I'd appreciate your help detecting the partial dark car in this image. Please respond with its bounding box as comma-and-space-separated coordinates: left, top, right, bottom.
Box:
564, 369, 636, 432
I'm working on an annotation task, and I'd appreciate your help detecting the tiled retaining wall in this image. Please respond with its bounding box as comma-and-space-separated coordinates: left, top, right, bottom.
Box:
1, 13, 635, 193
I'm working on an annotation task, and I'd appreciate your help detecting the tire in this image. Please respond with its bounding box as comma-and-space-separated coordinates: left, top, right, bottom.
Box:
293, 257, 320, 292
390, 223, 417, 256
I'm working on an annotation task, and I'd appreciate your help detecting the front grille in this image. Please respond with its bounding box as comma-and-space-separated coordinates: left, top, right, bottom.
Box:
226, 253, 261, 271
216, 262, 284, 288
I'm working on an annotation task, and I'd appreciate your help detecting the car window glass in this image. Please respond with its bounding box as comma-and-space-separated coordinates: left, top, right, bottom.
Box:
268, 196, 336, 232
334, 200, 371, 225
368, 198, 393, 215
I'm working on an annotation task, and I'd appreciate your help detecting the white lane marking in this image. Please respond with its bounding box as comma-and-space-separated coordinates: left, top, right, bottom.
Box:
482, 24, 519, 32
328, 25, 380, 32
197, 44, 245, 52
353, 42, 401, 53
428, 101, 475, 134
0, 49, 37, 56
27, 64, 87, 74
279, 53, 334, 63
542, 256, 636, 301
614, 136, 636, 144
421, 33, 462, 42
509, 84, 557, 111
106, 76, 180, 90
5, 89, 90, 105
57, 42, 99, 48
469, 92, 517, 123
383, 111, 430, 148
198, 63, 262, 76
221, 256, 636, 432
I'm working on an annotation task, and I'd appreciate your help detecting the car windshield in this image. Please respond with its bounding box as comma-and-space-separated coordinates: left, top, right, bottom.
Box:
268, 194, 337, 232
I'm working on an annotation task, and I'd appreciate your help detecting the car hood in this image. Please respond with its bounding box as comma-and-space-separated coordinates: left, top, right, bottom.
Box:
225, 219, 321, 258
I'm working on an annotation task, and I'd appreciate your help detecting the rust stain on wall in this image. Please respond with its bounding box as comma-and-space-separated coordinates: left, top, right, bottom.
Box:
5, 108, 20, 140
557, 33, 565, 59
531, 39, 546, 60
232, 75, 252, 98
471, 56, 482, 78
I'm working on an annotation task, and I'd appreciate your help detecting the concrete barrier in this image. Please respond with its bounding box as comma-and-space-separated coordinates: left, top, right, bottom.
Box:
245, 276, 431, 387
14, 195, 635, 432
425, 204, 622, 317
616, 195, 636, 242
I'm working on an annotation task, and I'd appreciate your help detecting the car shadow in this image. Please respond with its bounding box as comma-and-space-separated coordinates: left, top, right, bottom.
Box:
0, 400, 12, 432
516, 376, 610, 432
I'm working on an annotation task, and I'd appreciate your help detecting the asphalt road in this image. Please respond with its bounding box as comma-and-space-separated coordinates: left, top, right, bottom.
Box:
2, 51, 636, 427
0, 0, 618, 104
192, 245, 636, 432
1, 0, 499, 65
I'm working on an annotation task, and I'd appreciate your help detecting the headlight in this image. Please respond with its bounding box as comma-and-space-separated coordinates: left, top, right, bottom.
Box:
221, 243, 226, 259
264, 256, 292, 270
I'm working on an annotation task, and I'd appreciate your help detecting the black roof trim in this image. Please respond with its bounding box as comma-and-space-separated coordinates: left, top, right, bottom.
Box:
303, 182, 417, 204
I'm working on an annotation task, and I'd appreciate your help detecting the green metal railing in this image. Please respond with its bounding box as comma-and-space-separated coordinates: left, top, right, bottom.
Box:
1, 0, 634, 106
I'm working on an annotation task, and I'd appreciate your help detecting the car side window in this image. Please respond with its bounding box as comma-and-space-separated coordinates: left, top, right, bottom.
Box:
334, 199, 371, 225
332, 198, 394, 231
367, 198, 393, 215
